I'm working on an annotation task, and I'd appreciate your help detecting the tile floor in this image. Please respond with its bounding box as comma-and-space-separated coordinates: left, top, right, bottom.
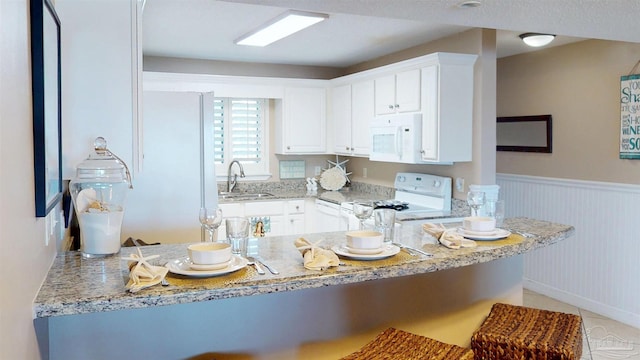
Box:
523, 289, 640, 360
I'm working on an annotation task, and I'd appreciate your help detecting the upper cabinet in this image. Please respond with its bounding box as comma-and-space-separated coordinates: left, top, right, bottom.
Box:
331, 84, 352, 155
332, 80, 374, 156
275, 87, 327, 154
420, 54, 477, 163
57, 0, 141, 178
351, 80, 375, 155
374, 69, 421, 115
329, 52, 477, 163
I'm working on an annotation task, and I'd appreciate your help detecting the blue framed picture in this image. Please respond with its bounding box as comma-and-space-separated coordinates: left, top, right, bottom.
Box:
31, 0, 63, 217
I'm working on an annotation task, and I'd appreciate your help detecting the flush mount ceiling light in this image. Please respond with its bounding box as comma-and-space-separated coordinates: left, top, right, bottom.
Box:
235, 10, 329, 47
457, 0, 482, 8
519, 33, 556, 47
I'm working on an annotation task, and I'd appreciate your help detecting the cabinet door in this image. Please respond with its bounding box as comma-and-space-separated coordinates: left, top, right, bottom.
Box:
58, 0, 138, 178
281, 87, 327, 153
421, 65, 439, 161
351, 80, 374, 156
374, 74, 396, 115
331, 84, 352, 154
395, 69, 421, 113
265, 215, 286, 237
287, 214, 306, 235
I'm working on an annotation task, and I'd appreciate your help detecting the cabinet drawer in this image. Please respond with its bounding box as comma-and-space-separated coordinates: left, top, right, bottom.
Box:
244, 201, 285, 216
287, 199, 305, 214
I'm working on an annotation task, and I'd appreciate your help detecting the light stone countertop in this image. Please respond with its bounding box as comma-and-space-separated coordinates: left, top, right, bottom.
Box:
33, 217, 574, 318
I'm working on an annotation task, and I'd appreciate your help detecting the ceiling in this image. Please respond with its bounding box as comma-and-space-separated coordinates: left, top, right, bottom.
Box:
142, 0, 640, 68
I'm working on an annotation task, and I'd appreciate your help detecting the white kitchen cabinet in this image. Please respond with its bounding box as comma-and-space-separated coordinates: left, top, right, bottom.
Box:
275, 87, 327, 154
351, 80, 375, 155
332, 84, 352, 155
420, 53, 476, 163
286, 199, 306, 235
58, 0, 141, 178
374, 69, 420, 115
331, 80, 374, 156
218, 199, 307, 238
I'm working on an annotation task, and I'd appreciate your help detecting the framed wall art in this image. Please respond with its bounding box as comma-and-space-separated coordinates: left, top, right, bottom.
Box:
620, 67, 640, 159
497, 115, 552, 153
31, 0, 63, 217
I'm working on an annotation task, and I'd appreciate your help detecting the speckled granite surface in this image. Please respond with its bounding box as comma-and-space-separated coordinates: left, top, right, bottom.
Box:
34, 217, 574, 318
221, 180, 470, 221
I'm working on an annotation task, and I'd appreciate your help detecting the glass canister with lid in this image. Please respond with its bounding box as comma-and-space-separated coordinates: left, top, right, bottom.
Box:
69, 137, 132, 257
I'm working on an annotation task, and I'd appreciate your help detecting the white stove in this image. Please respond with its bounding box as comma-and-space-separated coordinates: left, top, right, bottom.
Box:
390, 172, 452, 214
315, 173, 455, 231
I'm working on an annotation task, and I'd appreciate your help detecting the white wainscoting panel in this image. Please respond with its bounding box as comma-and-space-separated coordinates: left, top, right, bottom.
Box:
497, 173, 640, 329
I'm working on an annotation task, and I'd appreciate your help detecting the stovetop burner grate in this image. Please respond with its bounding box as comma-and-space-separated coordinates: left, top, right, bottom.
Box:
374, 200, 409, 211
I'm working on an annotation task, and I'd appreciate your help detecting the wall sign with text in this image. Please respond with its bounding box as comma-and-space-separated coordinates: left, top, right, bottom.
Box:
620, 74, 640, 159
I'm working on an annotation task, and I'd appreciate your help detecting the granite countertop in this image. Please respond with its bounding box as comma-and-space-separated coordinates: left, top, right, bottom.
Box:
34, 217, 574, 318
220, 183, 470, 221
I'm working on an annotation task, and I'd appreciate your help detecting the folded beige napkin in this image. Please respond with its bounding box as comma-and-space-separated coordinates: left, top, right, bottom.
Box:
294, 237, 340, 271
422, 223, 477, 250
121, 248, 169, 293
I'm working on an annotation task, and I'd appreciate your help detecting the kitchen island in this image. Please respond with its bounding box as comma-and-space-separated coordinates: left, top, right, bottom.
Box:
34, 217, 573, 360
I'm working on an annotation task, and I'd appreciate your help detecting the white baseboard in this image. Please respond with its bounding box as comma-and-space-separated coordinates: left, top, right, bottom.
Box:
524, 278, 640, 329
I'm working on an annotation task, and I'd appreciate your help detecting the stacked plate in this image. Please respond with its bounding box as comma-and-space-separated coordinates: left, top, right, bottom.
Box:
331, 230, 400, 260
165, 255, 248, 277
457, 228, 511, 241
332, 243, 400, 260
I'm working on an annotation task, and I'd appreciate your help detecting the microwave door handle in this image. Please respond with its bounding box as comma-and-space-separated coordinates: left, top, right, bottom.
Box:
396, 126, 403, 159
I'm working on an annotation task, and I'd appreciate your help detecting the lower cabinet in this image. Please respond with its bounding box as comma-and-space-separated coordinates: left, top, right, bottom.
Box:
218, 199, 307, 239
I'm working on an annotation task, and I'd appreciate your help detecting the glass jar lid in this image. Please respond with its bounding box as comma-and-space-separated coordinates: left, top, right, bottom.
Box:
74, 137, 132, 187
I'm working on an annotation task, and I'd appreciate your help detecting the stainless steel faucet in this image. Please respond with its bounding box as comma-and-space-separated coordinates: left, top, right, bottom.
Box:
227, 160, 245, 192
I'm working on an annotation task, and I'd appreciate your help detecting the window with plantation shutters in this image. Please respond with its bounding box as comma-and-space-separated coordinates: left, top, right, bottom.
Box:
212, 98, 269, 177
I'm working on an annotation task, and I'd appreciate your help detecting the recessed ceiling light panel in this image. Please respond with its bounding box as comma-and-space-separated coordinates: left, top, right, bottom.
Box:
235, 10, 328, 47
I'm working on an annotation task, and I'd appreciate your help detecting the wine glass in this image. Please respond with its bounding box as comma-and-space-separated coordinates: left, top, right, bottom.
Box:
199, 207, 223, 242
467, 191, 486, 217
352, 200, 374, 230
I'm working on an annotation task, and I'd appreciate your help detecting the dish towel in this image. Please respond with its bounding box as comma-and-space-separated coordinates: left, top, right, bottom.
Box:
121, 248, 169, 293
294, 237, 340, 271
422, 223, 477, 249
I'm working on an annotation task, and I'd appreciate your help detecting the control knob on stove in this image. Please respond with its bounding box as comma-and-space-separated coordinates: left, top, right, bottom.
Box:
433, 180, 441, 187
397, 175, 406, 182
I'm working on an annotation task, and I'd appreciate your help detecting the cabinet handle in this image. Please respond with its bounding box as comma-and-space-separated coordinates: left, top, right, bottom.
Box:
296, 205, 300, 211
287, 145, 291, 150
395, 104, 400, 109
345, 146, 350, 151
388, 104, 394, 110
350, 147, 354, 151
420, 149, 425, 154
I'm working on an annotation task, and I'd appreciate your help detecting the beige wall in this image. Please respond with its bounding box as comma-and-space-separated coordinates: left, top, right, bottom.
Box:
497, 39, 640, 184
1, 1, 59, 359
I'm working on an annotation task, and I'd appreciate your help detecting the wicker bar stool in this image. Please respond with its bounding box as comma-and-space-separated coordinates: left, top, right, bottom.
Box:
340, 327, 475, 360
471, 303, 583, 360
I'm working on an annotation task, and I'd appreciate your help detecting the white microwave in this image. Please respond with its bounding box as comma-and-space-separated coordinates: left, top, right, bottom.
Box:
369, 113, 423, 163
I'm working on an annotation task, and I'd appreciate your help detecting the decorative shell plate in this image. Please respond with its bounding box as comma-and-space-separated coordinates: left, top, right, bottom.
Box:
319, 167, 347, 191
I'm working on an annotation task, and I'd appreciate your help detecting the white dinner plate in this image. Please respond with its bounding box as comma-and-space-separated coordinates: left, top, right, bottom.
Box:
457, 228, 511, 240
332, 244, 400, 260
188, 258, 233, 271
343, 245, 384, 255
166, 255, 248, 277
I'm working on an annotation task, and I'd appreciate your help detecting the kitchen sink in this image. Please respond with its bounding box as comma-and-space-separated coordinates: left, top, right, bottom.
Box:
219, 192, 275, 200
